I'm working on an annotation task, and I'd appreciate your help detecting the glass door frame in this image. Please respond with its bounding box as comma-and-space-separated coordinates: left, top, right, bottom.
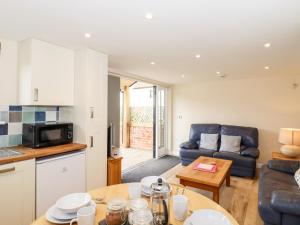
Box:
153, 86, 168, 158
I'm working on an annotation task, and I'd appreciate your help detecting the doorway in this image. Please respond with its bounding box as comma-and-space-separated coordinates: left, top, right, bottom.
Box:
119, 78, 168, 171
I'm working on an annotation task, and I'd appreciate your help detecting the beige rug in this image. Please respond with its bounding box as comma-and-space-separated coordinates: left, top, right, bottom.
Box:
161, 165, 263, 225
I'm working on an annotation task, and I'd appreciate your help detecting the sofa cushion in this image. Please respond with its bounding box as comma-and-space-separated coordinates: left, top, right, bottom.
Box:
189, 124, 221, 144
219, 135, 241, 153
180, 148, 216, 160
221, 125, 258, 148
200, 133, 218, 150
213, 151, 256, 168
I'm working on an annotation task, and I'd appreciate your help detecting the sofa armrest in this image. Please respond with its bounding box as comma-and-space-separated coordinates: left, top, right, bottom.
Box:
268, 160, 300, 174
240, 147, 260, 159
180, 141, 198, 149
271, 190, 300, 217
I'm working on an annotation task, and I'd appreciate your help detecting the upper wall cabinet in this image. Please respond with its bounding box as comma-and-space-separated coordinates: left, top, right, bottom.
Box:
0, 39, 18, 105
18, 39, 74, 106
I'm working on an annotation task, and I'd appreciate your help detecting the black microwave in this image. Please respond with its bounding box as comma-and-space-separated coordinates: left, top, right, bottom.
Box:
22, 122, 73, 148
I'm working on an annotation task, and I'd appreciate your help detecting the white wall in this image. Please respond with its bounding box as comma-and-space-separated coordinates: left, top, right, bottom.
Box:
0, 38, 18, 104
172, 75, 300, 163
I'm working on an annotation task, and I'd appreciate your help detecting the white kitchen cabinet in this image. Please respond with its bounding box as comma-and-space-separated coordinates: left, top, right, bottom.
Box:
36, 151, 86, 217
0, 38, 18, 105
73, 49, 108, 190
18, 38, 74, 105
0, 159, 35, 225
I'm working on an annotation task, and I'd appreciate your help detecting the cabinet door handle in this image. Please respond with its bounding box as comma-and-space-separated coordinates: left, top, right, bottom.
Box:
90, 107, 94, 119
0, 167, 15, 174
34, 88, 39, 102
90, 136, 94, 148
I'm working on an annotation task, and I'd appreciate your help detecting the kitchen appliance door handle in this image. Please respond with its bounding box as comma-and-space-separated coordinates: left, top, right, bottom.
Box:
34, 88, 39, 102
0, 167, 15, 174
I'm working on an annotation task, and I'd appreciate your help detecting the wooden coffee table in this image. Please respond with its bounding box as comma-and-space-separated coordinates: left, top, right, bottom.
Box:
176, 156, 232, 203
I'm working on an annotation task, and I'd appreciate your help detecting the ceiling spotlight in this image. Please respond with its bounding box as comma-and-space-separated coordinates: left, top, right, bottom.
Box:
264, 66, 270, 70
85, 33, 91, 38
181, 74, 185, 78
150, 61, 155, 65
216, 71, 221, 75
264, 43, 271, 48
195, 54, 201, 58
145, 13, 153, 20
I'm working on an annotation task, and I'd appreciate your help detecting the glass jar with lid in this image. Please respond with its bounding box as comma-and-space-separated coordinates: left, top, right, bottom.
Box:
128, 198, 148, 224
106, 198, 128, 225
131, 209, 153, 225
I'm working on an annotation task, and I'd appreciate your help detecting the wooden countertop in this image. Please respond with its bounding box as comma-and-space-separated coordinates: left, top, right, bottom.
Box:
0, 143, 87, 165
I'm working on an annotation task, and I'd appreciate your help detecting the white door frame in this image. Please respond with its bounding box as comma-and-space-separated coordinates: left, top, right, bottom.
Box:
155, 86, 168, 158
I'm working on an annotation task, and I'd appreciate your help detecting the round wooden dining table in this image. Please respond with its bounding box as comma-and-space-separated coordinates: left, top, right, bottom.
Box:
31, 183, 239, 225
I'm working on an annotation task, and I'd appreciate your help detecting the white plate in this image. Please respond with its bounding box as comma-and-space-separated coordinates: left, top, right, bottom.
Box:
46, 212, 71, 224
141, 190, 151, 197
140, 176, 165, 194
55, 193, 92, 213
47, 205, 76, 220
47, 200, 96, 223
183, 209, 233, 225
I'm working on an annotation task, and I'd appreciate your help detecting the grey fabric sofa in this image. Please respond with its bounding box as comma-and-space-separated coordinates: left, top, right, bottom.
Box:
179, 124, 259, 178
258, 160, 300, 225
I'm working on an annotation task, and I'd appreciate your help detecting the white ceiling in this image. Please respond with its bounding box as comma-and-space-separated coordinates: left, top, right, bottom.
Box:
0, 0, 300, 84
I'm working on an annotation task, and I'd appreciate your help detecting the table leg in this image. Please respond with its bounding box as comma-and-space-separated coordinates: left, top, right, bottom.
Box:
212, 189, 219, 203
226, 174, 230, 187
225, 169, 231, 187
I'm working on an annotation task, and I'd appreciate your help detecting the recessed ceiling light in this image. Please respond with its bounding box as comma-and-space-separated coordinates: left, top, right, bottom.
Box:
150, 61, 155, 65
264, 43, 271, 48
264, 66, 270, 70
181, 74, 185, 78
195, 54, 201, 58
216, 71, 221, 75
85, 33, 91, 38
145, 13, 153, 20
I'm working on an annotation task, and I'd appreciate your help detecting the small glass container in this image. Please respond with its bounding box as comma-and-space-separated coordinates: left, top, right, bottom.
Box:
128, 198, 148, 224
131, 209, 153, 225
106, 198, 128, 225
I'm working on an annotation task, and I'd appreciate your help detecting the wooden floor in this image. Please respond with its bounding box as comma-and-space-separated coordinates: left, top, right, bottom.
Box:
161, 165, 264, 225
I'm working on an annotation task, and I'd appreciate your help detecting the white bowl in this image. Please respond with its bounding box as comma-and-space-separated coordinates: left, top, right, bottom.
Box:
55, 193, 92, 213
183, 209, 233, 225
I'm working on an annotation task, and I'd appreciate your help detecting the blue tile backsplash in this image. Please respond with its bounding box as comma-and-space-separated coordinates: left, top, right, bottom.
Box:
0, 105, 64, 147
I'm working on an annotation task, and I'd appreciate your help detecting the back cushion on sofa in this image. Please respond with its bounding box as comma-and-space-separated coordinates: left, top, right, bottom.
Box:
221, 125, 258, 148
200, 133, 219, 150
220, 135, 241, 153
189, 124, 221, 144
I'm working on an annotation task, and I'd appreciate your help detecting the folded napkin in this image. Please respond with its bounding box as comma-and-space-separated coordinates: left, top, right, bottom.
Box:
194, 163, 217, 173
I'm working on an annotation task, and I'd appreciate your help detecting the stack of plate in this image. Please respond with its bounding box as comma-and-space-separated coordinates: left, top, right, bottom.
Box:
46, 193, 95, 224
140, 176, 165, 196
183, 209, 233, 225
